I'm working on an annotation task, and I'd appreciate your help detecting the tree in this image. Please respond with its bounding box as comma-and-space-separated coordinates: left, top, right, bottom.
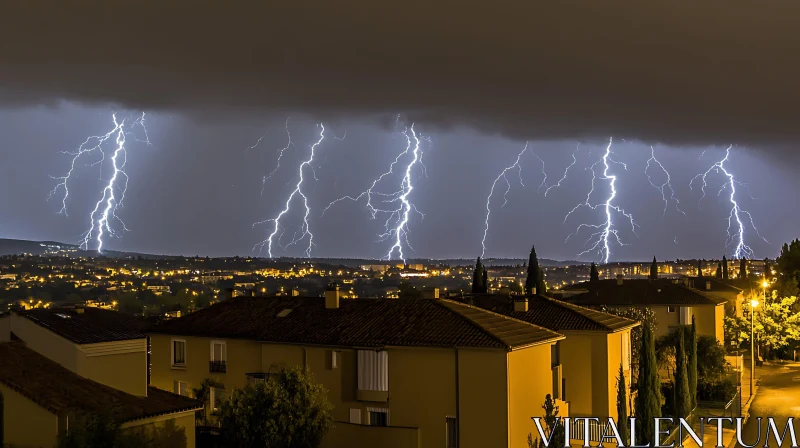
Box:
634, 324, 662, 444
527, 394, 565, 448
649, 256, 658, 280
716, 261, 723, 279
674, 330, 690, 418
722, 255, 729, 280
472, 257, 486, 294
739, 258, 748, 279
688, 317, 698, 409
590, 262, 600, 281
726, 294, 800, 359
697, 259, 703, 278
764, 258, 772, 278
482, 267, 489, 294
218, 366, 333, 448
537, 266, 547, 295
525, 246, 541, 294
616, 365, 629, 446
57, 412, 186, 448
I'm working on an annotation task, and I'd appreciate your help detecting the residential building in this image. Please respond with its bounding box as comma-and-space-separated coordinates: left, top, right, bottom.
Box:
0, 341, 200, 448
148, 289, 566, 448
0, 306, 149, 395
685, 277, 744, 317
557, 278, 726, 344
457, 294, 638, 421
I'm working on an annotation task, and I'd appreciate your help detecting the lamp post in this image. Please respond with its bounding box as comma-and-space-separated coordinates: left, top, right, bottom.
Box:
750, 295, 761, 397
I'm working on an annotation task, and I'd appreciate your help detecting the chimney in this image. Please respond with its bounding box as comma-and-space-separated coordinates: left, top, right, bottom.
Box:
325, 284, 341, 309
616, 274, 624, 286
514, 298, 529, 312
75, 306, 85, 315
706, 281, 711, 291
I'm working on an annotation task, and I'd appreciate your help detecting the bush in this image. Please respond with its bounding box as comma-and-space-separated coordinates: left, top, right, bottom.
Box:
697, 376, 737, 402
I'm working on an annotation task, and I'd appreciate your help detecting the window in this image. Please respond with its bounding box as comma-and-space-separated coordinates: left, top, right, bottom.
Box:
367, 408, 389, 427
210, 341, 227, 373
173, 380, 189, 396
210, 386, 225, 411
358, 350, 388, 391
446, 417, 458, 448
667, 306, 676, 313
172, 339, 186, 367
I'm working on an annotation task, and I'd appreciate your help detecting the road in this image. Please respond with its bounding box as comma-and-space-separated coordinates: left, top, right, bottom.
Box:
734, 362, 800, 447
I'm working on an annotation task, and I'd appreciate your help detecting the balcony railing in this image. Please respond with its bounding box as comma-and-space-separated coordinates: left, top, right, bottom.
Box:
209, 360, 227, 373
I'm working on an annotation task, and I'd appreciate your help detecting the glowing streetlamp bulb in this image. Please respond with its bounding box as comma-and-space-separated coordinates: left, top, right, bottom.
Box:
762, 281, 769, 288
751, 299, 759, 308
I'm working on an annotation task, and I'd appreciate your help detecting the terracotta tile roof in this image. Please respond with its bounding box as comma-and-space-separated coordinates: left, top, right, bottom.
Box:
460, 294, 639, 332
0, 342, 201, 422
19, 307, 147, 344
560, 279, 727, 306
686, 277, 743, 293
149, 297, 563, 350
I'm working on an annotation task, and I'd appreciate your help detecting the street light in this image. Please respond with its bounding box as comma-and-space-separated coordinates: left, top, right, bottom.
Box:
750, 298, 759, 396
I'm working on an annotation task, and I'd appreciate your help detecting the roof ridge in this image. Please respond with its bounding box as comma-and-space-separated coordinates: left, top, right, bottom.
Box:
541, 296, 639, 331
437, 299, 563, 348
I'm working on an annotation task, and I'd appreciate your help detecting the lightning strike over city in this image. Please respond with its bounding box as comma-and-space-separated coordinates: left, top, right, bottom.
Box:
564, 137, 637, 263
480, 142, 530, 258
645, 146, 685, 217
47, 112, 150, 252
254, 123, 325, 258
691, 145, 766, 259
324, 122, 426, 262
544, 147, 579, 197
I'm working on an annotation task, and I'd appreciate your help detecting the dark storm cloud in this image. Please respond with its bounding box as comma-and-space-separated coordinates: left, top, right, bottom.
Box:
2, 1, 800, 147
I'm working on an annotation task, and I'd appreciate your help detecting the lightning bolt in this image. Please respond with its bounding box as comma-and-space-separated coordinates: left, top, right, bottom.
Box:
690, 145, 767, 259
254, 123, 325, 258
480, 142, 529, 258
544, 146, 579, 197
323, 122, 426, 262
645, 146, 685, 216
564, 137, 637, 263
48, 112, 150, 252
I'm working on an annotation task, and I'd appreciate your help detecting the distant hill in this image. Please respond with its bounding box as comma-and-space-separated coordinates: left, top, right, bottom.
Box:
0, 238, 583, 266
0, 239, 80, 256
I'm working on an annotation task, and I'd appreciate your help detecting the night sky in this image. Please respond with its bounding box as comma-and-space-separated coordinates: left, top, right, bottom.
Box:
0, 2, 797, 261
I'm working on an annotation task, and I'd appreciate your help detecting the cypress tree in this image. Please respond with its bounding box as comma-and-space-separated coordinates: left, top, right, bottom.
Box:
590, 262, 600, 281
674, 330, 690, 419
722, 255, 729, 280
482, 266, 489, 294
764, 258, 771, 278
649, 256, 658, 280
635, 324, 662, 444
537, 267, 547, 295
471, 257, 484, 294
697, 259, 703, 278
688, 316, 698, 409
740, 258, 747, 278
525, 246, 540, 294
616, 364, 629, 445
716, 261, 723, 279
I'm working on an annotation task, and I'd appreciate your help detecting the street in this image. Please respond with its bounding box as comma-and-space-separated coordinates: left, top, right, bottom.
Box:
734, 362, 800, 447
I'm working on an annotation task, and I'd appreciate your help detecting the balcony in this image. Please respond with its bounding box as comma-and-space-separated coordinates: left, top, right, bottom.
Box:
209, 360, 227, 373
245, 372, 276, 385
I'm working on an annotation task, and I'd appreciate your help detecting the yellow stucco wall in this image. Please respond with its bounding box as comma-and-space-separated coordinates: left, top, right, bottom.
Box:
694, 304, 725, 344
81, 349, 148, 396
507, 344, 557, 448
323, 422, 419, 448
458, 349, 510, 448
0, 383, 60, 448
149, 334, 541, 448
121, 412, 197, 448
560, 333, 594, 417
